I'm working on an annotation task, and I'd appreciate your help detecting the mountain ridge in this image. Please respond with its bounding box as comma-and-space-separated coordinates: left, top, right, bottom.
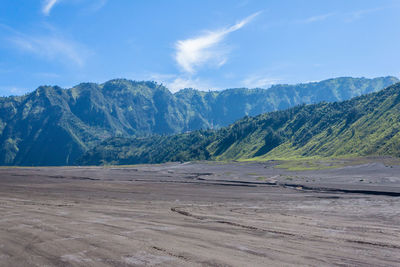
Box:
79, 81, 400, 165
0, 76, 398, 166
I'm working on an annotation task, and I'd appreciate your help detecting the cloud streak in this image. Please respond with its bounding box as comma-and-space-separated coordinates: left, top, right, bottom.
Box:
7, 31, 90, 67
148, 73, 215, 92
174, 12, 260, 73
42, 0, 59, 15
90, 0, 108, 12
299, 13, 335, 24
345, 7, 386, 22
241, 74, 280, 88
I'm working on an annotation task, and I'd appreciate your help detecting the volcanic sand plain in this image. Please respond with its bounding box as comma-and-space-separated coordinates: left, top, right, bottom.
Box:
0, 158, 400, 266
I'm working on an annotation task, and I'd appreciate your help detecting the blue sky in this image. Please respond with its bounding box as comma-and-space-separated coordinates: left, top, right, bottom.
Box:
0, 0, 399, 96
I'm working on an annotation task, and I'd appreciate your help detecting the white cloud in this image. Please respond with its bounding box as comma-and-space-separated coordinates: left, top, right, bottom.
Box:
8, 33, 90, 67
345, 7, 386, 22
42, 0, 108, 15
90, 0, 108, 12
147, 73, 215, 92
42, 0, 59, 15
0, 86, 28, 96
299, 13, 334, 24
174, 12, 260, 73
2, 24, 88, 66
241, 74, 280, 88
167, 77, 210, 92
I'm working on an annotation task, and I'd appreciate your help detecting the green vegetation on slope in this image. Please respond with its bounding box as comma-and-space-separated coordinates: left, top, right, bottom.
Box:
79, 82, 400, 165
79, 130, 216, 165
0, 76, 397, 165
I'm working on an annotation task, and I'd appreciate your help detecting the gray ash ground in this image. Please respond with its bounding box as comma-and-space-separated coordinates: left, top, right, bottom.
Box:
0, 159, 400, 266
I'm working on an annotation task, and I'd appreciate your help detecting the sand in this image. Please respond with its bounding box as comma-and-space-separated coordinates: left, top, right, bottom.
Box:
0, 160, 399, 266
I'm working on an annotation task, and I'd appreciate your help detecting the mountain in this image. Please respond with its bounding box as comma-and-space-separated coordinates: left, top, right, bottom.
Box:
0, 80, 187, 166
0, 76, 398, 166
175, 76, 399, 127
79, 81, 400, 165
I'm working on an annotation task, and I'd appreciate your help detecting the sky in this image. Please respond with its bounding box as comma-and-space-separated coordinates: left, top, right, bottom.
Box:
0, 0, 399, 96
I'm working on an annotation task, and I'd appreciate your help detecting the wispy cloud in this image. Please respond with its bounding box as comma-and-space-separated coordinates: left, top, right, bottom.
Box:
89, 0, 108, 12
6, 28, 90, 67
148, 73, 214, 92
167, 77, 212, 92
0, 86, 28, 96
42, 0, 59, 15
42, 0, 108, 15
174, 12, 261, 73
299, 13, 335, 24
297, 6, 388, 25
241, 74, 280, 88
345, 7, 386, 22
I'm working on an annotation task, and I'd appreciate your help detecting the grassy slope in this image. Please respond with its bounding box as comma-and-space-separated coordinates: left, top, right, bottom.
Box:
210, 82, 400, 161
79, 82, 400, 165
